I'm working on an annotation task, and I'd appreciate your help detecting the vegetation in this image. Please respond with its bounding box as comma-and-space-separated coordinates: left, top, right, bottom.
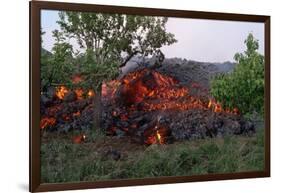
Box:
41, 127, 264, 183
41, 12, 177, 92
211, 33, 265, 115
41, 30, 74, 91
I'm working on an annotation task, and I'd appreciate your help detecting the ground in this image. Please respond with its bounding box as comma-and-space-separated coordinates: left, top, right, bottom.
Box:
40, 127, 264, 183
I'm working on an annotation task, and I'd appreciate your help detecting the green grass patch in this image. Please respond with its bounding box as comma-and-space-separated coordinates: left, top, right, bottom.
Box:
41, 128, 265, 183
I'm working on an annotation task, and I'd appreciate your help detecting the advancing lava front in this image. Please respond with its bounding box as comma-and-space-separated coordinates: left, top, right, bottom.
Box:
40, 65, 254, 145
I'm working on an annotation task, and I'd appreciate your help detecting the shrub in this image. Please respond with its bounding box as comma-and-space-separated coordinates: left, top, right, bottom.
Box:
211, 33, 265, 115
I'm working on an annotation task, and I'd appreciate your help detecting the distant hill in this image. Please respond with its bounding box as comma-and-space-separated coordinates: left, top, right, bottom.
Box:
213, 61, 236, 73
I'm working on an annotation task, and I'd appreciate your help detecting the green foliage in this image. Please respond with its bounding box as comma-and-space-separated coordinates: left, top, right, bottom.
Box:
41, 11, 177, 92
55, 11, 177, 91
41, 30, 74, 91
73, 49, 120, 92
211, 33, 265, 115
57, 12, 177, 64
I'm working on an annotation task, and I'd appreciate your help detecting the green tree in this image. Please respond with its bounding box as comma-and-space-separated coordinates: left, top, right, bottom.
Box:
41, 30, 74, 91
54, 12, 177, 130
211, 33, 265, 115
57, 12, 177, 90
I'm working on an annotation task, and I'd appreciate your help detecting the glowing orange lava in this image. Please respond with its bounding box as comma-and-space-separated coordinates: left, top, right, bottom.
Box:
56, 86, 68, 100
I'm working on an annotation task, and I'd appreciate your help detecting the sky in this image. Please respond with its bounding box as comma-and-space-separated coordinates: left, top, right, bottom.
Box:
41, 10, 264, 63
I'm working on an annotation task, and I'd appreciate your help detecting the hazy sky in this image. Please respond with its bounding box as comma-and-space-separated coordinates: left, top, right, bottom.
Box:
41, 10, 264, 63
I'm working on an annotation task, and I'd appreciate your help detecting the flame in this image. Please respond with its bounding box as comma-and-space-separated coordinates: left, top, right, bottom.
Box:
208, 100, 212, 108
57, 85, 95, 100
156, 130, 162, 143
40, 117, 56, 129
208, 99, 222, 112
72, 134, 86, 144
88, 89, 95, 98
207, 99, 238, 114
56, 86, 68, 100
145, 129, 165, 145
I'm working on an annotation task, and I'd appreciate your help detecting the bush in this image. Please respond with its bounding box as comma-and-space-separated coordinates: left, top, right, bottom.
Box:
211, 33, 264, 115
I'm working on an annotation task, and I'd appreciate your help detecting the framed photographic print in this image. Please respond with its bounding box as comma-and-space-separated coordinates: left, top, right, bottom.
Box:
30, 1, 270, 192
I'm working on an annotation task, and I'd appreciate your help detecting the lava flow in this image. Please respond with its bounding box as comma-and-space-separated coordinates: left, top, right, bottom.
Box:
103, 68, 238, 114
102, 68, 239, 145
40, 74, 96, 131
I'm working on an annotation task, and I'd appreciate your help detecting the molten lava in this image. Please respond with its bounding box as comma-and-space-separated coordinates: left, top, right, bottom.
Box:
102, 69, 238, 114
88, 89, 95, 98
102, 68, 240, 144
55, 85, 95, 101
74, 88, 84, 100
145, 127, 166, 145
56, 86, 68, 100
72, 134, 86, 144
40, 117, 56, 129
41, 84, 95, 131
156, 130, 162, 144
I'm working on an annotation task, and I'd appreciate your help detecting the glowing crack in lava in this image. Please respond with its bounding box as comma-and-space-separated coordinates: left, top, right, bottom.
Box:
40, 117, 56, 130
56, 86, 69, 100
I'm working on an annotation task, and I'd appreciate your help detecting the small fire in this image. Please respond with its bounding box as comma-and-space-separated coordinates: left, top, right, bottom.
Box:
87, 89, 95, 98
72, 134, 86, 144
56, 84, 95, 101
208, 100, 212, 108
40, 117, 56, 129
144, 124, 166, 145
156, 130, 162, 144
145, 130, 164, 145
207, 99, 238, 114
56, 86, 68, 100
208, 99, 222, 112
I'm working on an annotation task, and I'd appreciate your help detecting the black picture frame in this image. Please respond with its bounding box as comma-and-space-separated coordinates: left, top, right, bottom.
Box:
30, 1, 270, 192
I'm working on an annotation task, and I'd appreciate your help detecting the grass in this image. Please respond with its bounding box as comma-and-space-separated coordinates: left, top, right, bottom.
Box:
40, 127, 265, 183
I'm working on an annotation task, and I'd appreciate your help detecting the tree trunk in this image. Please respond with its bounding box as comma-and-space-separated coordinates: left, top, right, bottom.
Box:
120, 51, 139, 68
92, 87, 102, 131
